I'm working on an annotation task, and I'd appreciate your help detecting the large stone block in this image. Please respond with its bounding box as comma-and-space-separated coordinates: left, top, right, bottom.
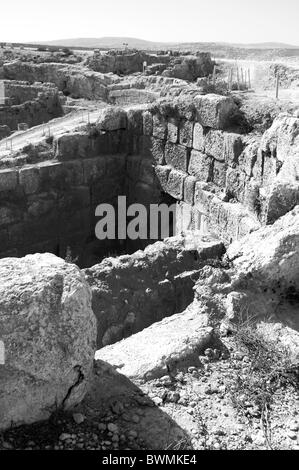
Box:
238, 139, 259, 177
224, 133, 244, 166
193, 122, 205, 152
83, 157, 106, 184
0, 253, 96, 431
55, 133, 92, 161
0, 169, 18, 192
140, 136, 165, 164
96, 106, 127, 131
143, 110, 153, 136
165, 141, 188, 172
165, 169, 186, 200
105, 154, 126, 177
179, 120, 194, 148
213, 160, 227, 187
64, 160, 84, 186
183, 176, 197, 205
38, 161, 66, 192
225, 167, 247, 202
263, 154, 278, 187
194, 94, 238, 130
205, 130, 225, 161
188, 150, 213, 182
127, 108, 143, 135
153, 114, 167, 140
19, 166, 40, 194
154, 165, 171, 192
167, 118, 179, 144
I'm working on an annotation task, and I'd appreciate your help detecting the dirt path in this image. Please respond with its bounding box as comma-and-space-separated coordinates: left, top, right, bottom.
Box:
0, 107, 106, 157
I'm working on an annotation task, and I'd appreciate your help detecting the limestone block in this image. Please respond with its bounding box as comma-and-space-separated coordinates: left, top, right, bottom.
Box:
0, 169, 18, 192
188, 150, 212, 182
0, 253, 96, 431
153, 114, 167, 140
213, 160, 227, 187
143, 110, 153, 136
225, 167, 247, 202
83, 157, 106, 184
127, 108, 143, 135
154, 165, 171, 192
193, 122, 205, 152
166, 169, 186, 200
179, 120, 194, 148
140, 136, 165, 164
165, 141, 188, 172
167, 118, 179, 144
183, 176, 197, 205
19, 166, 40, 194
205, 130, 225, 161
224, 133, 244, 166
96, 106, 127, 131
194, 94, 238, 130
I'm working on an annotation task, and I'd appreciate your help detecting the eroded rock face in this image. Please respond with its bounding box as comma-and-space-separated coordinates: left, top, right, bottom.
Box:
192, 207, 299, 359
0, 253, 96, 431
95, 306, 213, 382
84, 234, 225, 348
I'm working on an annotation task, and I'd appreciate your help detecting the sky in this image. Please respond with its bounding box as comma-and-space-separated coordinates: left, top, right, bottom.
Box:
1, 0, 298, 45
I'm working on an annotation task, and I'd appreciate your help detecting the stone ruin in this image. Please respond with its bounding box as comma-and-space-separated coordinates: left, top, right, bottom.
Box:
0, 79, 64, 133
0, 52, 298, 448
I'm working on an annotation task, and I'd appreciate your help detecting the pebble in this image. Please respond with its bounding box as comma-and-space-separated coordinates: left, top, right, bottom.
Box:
289, 422, 299, 432
152, 396, 162, 406
287, 431, 297, 440
107, 423, 118, 433
131, 414, 140, 424
110, 401, 124, 415
159, 375, 172, 386
73, 413, 85, 425
59, 433, 73, 441
2, 441, 14, 449
166, 391, 180, 403
98, 423, 106, 431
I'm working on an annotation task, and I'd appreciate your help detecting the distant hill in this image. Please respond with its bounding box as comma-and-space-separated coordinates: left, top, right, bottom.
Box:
37, 37, 172, 49
38, 37, 299, 50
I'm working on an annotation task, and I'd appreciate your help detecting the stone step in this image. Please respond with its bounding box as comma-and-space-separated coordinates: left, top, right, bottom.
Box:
95, 304, 213, 383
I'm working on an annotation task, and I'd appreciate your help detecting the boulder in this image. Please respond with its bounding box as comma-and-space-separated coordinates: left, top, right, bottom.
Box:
0, 253, 96, 431
96, 106, 127, 131
84, 235, 224, 348
95, 305, 213, 382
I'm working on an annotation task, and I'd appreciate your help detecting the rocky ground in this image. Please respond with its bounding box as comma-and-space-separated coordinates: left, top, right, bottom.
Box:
1, 330, 298, 451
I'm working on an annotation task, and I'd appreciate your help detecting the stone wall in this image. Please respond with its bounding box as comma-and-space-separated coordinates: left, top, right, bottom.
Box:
0, 136, 127, 265
2, 80, 57, 105
86, 51, 171, 75
3, 61, 119, 100
87, 51, 214, 82
0, 96, 297, 268
84, 235, 224, 347
0, 81, 63, 131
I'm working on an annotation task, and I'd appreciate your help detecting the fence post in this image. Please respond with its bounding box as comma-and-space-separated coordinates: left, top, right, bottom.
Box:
248, 69, 251, 89
276, 73, 280, 99
237, 68, 240, 90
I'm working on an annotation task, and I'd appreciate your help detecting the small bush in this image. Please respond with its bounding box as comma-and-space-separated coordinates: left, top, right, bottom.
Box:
228, 322, 299, 449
